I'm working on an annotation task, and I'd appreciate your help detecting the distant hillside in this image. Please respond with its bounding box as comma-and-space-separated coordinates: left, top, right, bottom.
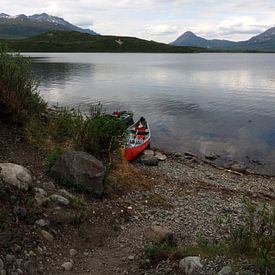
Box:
0, 31, 204, 53
171, 27, 275, 52
0, 13, 97, 39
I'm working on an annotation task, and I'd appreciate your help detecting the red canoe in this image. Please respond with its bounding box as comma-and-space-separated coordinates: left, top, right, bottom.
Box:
123, 117, 151, 161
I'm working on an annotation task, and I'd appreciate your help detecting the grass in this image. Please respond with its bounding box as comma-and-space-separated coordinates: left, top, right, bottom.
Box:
144, 199, 274, 273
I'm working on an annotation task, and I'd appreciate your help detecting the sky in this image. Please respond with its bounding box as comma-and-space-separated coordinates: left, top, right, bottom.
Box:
1, 0, 275, 43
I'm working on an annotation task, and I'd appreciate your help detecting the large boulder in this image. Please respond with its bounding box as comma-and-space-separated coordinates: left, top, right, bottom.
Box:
51, 151, 105, 196
0, 163, 32, 190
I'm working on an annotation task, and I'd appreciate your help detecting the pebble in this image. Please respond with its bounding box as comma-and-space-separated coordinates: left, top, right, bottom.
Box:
0, 258, 4, 271
34, 188, 47, 196
61, 261, 73, 271
24, 260, 37, 275
35, 219, 49, 227
50, 194, 69, 206
128, 255, 134, 260
6, 254, 15, 264
41, 230, 54, 242
69, 249, 78, 256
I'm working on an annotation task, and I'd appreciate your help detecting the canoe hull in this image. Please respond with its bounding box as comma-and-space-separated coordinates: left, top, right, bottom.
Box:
124, 138, 150, 161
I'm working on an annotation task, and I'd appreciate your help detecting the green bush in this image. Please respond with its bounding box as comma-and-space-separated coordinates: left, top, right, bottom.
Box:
0, 44, 46, 124
223, 199, 275, 271
51, 109, 126, 158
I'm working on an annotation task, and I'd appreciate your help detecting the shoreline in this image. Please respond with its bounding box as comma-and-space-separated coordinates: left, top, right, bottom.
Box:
0, 121, 274, 274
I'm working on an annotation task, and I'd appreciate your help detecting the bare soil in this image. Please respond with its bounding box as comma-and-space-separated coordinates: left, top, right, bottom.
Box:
0, 121, 274, 274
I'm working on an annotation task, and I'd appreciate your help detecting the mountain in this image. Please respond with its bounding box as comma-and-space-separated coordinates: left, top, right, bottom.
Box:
0, 30, 205, 53
0, 13, 97, 39
171, 31, 236, 49
171, 27, 275, 51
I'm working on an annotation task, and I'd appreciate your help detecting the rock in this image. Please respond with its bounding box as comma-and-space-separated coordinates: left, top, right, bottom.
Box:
179, 256, 203, 275
58, 189, 74, 199
155, 152, 167, 161
34, 193, 48, 206
51, 151, 105, 196
0, 258, 4, 271
34, 188, 47, 196
69, 249, 77, 256
205, 152, 220, 161
184, 152, 195, 157
35, 219, 49, 227
128, 255, 134, 260
230, 162, 247, 173
41, 230, 54, 242
13, 244, 21, 253
140, 155, 159, 166
144, 225, 174, 243
143, 150, 155, 156
24, 260, 37, 275
6, 254, 15, 264
42, 181, 55, 190
0, 163, 32, 190
61, 261, 73, 271
13, 207, 27, 219
49, 194, 69, 206
218, 265, 233, 275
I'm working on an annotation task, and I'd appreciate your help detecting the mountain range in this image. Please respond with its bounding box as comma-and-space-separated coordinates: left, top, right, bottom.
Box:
0, 13, 97, 39
171, 27, 275, 51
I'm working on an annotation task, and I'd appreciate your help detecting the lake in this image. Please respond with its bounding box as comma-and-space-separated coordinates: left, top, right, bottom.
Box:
27, 52, 275, 174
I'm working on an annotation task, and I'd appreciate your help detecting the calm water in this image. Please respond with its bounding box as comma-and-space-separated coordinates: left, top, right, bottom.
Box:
26, 52, 275, 174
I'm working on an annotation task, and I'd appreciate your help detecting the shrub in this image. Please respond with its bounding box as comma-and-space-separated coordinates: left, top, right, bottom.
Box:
223, 199, 275, 271
50, 109, 126, 158
0, 44, 46, 124
145, 239, 177, 263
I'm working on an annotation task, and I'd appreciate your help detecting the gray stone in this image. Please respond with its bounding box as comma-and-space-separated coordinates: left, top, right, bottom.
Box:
6, 254, 15, 264
41, 230, 54, 242
34, 193, 48, 206
35, 219, 49, 227
24, 260, 37, 275
140, 155, 159, 166
230, 163, 247, 173
155, 152, 167, 161
51, 151, 105, 196
218, 265, 233, 275
34, 188, 47, 196
0, 258, 4, 271
144, 225, 173, 243
143, 150, 155, 156
58, 189, 74, 199
128, 255, 134, 260
49, 194, 69, 206
61, 261, 73, 271
179, 256, 203, 275
69, 249, 77, 256
0, 163, 32, 190
205, 152, 220, 161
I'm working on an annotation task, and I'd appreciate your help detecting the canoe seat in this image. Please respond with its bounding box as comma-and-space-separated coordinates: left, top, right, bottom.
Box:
135, 127, 146, 131
136, 135, 145, 139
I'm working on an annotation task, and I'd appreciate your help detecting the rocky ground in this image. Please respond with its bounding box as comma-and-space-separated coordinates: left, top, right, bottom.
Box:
0, 121, 274, 275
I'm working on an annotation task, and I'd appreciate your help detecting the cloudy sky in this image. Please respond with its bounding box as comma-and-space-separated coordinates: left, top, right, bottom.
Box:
2, 0, 275, 42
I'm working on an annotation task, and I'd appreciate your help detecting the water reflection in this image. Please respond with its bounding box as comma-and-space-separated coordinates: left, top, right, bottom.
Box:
27, 53, 275, 175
